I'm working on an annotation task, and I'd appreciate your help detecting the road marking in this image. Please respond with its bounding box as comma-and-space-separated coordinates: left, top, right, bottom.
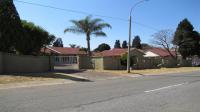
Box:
144, 83, 187, 93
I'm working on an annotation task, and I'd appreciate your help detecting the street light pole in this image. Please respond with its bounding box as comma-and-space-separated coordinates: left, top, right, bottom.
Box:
127, 0, 148, 73
127, 15, 132, 73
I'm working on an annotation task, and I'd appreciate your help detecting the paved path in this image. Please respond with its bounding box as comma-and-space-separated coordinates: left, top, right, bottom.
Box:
0, 71, 200, 112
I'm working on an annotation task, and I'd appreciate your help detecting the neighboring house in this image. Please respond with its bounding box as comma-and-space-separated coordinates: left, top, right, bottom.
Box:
144, 48, 177, 67
144, 48, 176, 58
92, 48, 145, 70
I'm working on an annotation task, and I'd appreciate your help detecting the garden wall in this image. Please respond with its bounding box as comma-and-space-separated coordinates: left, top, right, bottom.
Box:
0, 52, 53, 73
0, 52, 3, 73
103, 57, 123, 70
92, 57, 104, 70
79, 56, 93, 69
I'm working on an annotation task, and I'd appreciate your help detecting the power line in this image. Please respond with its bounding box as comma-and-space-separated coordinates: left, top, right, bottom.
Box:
14, 0, 128, 21
14, 0, 159, 31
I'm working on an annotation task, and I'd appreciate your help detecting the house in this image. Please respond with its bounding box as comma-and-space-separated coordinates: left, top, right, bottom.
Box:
92, 48, 145, 70
41, 47, 87, 69
144, 48, 176, 58
144, 48, 178, 67
40, 47, 183, 70
41, 47, 87, 56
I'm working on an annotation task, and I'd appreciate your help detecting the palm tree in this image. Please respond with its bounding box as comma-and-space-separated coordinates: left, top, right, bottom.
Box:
64, 16, 111, 56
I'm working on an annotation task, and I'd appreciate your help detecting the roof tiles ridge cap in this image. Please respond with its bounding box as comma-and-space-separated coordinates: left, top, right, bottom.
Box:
46, 46, 61, 54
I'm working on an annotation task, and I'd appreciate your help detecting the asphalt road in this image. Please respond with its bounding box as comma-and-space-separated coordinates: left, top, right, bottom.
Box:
0, 71, 200, 112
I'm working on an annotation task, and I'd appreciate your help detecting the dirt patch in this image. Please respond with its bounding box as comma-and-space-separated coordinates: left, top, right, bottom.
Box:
0, 72, 90, 84
0, 73, 54, 84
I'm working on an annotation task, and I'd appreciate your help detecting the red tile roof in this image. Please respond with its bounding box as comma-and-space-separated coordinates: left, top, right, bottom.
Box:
93, 48, 146, 57
148, 48, 176, 57
41, 47, 87, 55
93, 48, 127, 57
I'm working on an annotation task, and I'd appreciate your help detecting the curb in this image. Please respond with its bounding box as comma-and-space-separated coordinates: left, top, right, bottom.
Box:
55, 73, 92, 82
0, 80, 75, 90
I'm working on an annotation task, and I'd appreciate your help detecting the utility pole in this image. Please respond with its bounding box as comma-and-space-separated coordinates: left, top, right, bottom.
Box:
127, 0, 148, 73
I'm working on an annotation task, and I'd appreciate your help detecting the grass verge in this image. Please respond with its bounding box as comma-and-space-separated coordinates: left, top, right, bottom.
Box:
0, 73, 57, 84
0, 72, 90, 84
94, 67, 200, 76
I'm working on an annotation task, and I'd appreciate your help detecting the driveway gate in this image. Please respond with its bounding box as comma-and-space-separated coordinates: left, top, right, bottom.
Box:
54, 56, 79, 70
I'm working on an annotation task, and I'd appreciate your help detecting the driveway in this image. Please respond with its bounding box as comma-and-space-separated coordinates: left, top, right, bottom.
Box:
55, 69, 123, 81
0, 71, 200, 112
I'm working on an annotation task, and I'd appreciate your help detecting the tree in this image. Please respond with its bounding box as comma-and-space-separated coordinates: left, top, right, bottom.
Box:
79, 47, 88, 52
120, 53, 134, 66
64, 16, 111, 56
152, 29, 176, 58
132, 36, 142, 49
122, 41, 128, 48
114, 40, 121, 48
53, 38, 64, 47
69, 44, 80, 48
173, 18, 200, 58
94, 43, 111, 52
0, 0, 24, 53
18, 20, 55, 55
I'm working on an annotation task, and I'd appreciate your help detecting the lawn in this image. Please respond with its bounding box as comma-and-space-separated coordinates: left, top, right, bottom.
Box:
97, 67, 200, 75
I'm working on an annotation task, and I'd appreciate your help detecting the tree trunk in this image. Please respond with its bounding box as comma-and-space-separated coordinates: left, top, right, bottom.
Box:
86, 34, 91, 56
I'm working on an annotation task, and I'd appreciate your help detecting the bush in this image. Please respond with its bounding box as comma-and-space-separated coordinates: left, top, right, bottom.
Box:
120, 53, 134, 66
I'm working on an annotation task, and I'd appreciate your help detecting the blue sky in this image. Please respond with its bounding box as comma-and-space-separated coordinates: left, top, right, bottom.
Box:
14, 0, 200, 49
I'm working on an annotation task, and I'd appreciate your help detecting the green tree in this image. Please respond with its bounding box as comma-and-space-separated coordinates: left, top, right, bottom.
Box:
114, 40, 121, 48
132, 35, 142, 49
120, 53, 134, 66
94, 43, 111, 52
0, 0, 24, 53
173, 18, 200, 58
64, 16, 111, 56
122, 40, 128, 48
18, 20, 55, 55
53, 38, 64, 47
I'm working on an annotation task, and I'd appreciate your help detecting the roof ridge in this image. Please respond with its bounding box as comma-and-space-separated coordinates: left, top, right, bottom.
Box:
46, 46, 61, 54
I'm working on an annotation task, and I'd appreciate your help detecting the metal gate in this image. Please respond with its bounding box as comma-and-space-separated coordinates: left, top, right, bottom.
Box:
54, 56, 79, 70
